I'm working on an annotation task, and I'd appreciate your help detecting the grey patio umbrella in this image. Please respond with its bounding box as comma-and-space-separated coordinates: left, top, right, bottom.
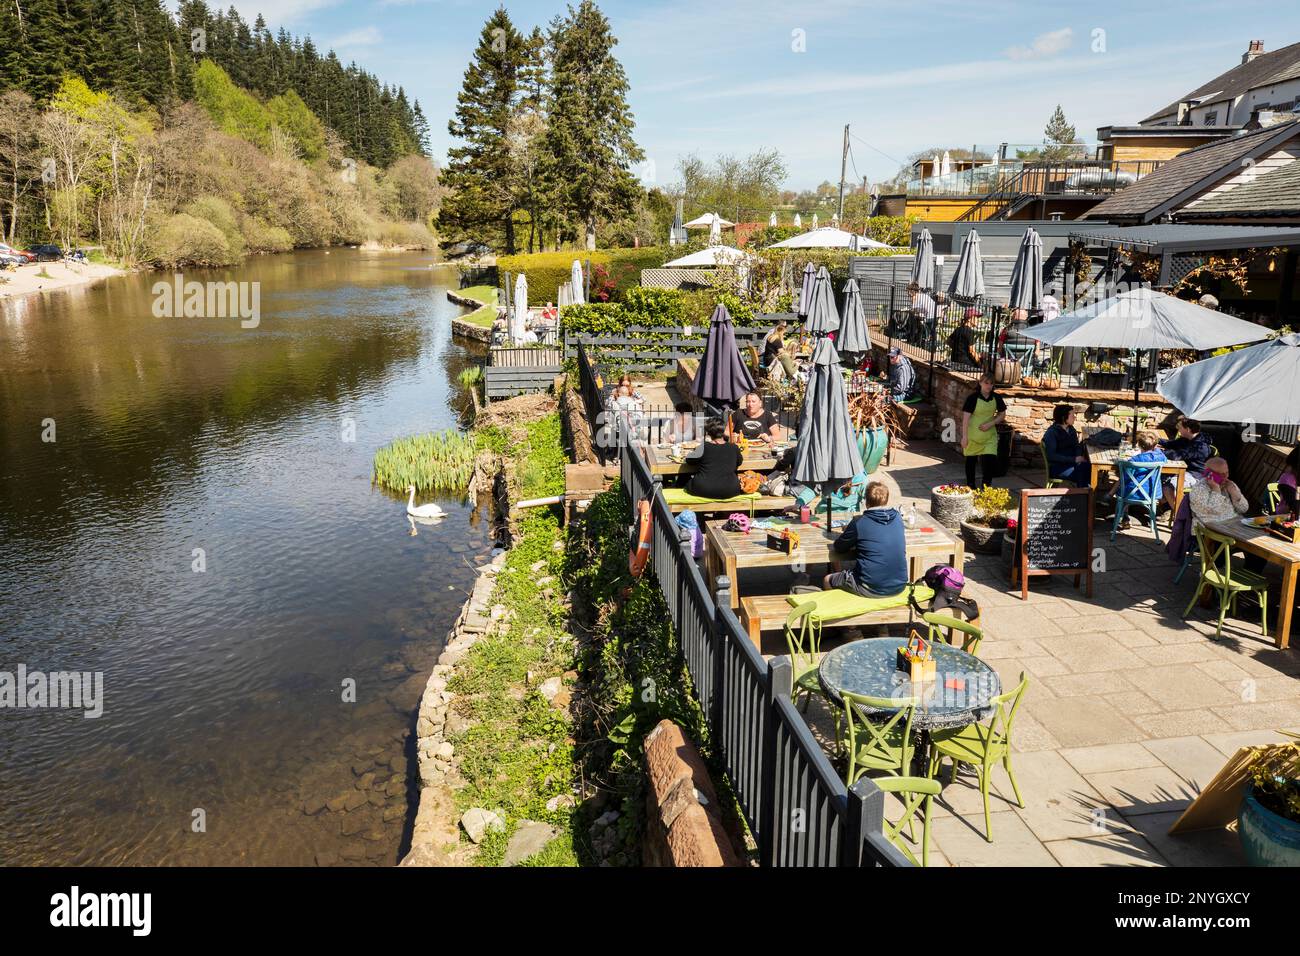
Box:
796, 262, 815, 319
946, 230, 985, 299
695, 303, 756, 407
837, 277, 871, 360
803, 266, 840, 336
1023, 287, 1270, 440
1157, 334, 1300, 425
792, 336, 865, 532
1006, 228, 1043, 314
910, 227, 935, 292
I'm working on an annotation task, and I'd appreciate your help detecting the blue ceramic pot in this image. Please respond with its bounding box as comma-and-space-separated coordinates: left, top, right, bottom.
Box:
1238, 783, 1300, 867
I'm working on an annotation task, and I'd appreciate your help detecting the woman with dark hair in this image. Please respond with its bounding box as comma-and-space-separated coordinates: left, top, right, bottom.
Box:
1042, 404, 1090, 485
686, 418, 743, 500
960, 373, 1005, 489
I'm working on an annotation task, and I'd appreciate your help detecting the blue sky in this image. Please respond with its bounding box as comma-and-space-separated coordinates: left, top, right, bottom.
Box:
210, 0, 1300, 190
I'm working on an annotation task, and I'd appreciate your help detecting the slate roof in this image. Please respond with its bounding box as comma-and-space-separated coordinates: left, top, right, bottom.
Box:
1085, 120, 1300, 222
1185, 158, 1300, 216
1143, 40, 1300, 123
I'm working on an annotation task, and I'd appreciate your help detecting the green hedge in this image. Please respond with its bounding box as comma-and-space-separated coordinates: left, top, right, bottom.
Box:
497, 247, 669, 303
560, 288, 765, 336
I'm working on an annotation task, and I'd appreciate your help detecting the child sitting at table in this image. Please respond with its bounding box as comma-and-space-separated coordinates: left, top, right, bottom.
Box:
1108, 431, 1167, 529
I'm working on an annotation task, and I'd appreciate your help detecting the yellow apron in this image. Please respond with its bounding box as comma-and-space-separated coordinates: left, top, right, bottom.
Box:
965, 396, 999, 457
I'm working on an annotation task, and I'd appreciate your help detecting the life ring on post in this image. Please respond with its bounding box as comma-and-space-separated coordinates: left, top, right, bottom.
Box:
629, 500, 652, 577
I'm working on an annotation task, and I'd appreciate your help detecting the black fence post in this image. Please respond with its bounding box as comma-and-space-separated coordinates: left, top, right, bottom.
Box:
711, 575, 730, 743
842, 778, 879, 867
886, 285, 896, 354
760, 657, 793, 867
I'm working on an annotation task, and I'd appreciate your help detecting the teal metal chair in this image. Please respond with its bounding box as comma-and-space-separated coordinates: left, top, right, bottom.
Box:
928, 672, 1029, 842
1182, 528, 1269, 639
873, 776, 942, 867
1111, 459, 1164, 542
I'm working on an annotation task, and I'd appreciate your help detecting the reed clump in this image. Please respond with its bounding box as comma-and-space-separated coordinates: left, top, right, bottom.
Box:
373, 430, 478, 492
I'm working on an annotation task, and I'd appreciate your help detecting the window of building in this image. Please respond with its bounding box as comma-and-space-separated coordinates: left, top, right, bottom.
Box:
1204, 111, 1219, 126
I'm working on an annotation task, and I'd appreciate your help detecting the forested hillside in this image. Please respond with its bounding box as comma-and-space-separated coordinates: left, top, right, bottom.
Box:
0, 2, 440, 267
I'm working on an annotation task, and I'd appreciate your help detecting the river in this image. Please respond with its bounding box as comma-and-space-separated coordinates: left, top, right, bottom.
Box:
0, 249, 492, 865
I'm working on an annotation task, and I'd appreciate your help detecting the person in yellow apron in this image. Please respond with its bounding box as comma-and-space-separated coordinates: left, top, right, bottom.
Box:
961, 373, 1006, 489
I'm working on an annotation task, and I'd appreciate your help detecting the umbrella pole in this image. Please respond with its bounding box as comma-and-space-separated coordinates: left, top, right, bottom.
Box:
1132, 350, 1141, 445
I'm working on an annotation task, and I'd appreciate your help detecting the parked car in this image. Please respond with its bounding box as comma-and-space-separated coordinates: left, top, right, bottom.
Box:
0, 242, 35, 263
28, 244, 63, 262
0, 253, 23, 269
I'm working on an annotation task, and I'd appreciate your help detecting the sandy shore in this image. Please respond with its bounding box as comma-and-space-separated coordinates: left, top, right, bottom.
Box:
0, 260, 125, 300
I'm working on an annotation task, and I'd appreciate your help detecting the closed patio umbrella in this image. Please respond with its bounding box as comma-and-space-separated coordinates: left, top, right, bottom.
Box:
812, 212, 819, 230
512, 272, 528, 343
1024, 287, 1270, 440
1006, 227, 1043, 314
947, 230, 984, 299
910, 228, 935, 292
837, 277, 870, 360
796, 262, 815, 319
792, 336, 865, 531
709, 216, 721, 245
769, 211, 777, 227
695, 303, 756, 407
803, 266, 840, 336
570, 259, 584, 306
794, 213, 802, 229
1157, 334, 1300, 424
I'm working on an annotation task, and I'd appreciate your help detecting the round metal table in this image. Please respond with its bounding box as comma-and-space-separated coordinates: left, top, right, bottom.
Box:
818, 637, 1000, 731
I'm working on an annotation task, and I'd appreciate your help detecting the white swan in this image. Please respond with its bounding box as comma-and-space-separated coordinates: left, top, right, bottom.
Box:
406, 485, 446, 518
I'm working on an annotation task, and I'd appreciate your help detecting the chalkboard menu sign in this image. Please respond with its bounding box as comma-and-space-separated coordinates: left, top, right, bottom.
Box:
1012, 487, 1094, 600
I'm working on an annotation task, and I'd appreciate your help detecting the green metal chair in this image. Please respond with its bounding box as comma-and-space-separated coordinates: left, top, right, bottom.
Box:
841, 691, 919, 787
1267, 482, 1280, 514
922, 611, 983, 655
784, 602, 825, 711
1182, 528, 1269, 639
1039, 442, 1071, 489
927, 672, 1029, 842
872, 776, 942, 867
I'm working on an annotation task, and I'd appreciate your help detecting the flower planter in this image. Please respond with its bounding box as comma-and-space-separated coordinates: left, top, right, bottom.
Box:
1084, 371, 1125, 391
1239, 782, 1300, 867
1039, 376, 1061, 391
960, 518, 1006, 555
930, 486, 974, 530
856, 426, 889, 476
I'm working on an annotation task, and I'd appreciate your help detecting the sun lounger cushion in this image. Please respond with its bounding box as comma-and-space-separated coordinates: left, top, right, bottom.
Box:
661, 489, 763, 506
785, 585, 934, 623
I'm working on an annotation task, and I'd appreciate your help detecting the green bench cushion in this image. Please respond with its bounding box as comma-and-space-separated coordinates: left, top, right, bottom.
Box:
786, 585, 935, 623
661, 488, 763, 506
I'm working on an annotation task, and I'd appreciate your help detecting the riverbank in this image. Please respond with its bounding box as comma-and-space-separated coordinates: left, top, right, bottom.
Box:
449, 286, 499, 342
0, 260, 126, 301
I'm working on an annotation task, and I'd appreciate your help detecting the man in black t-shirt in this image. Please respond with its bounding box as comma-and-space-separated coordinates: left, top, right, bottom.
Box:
947, 312, 980, 368
730, 391, 784, 443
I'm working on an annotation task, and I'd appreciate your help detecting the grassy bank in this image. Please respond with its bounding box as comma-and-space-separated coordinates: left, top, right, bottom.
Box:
454, 285, 499, 327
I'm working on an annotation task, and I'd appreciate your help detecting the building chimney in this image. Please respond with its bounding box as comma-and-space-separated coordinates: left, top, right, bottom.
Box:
1242, 40, 1264, 64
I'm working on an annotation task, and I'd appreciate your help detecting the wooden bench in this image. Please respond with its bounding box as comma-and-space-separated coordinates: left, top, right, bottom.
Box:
739, 594, 914, 649
664, 495, 793, 515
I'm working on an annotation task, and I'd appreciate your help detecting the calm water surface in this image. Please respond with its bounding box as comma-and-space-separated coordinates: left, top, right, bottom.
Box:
0, 250, 491, 865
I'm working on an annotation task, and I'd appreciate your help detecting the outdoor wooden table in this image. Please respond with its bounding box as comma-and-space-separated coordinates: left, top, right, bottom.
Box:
643, 440, 789, 476
1204, 517, 1300, 649
1088, 447, 1187, 515
703, 515, 964, 609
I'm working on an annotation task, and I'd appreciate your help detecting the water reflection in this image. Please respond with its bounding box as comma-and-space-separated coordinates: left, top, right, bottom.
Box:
0, 250, 490, 865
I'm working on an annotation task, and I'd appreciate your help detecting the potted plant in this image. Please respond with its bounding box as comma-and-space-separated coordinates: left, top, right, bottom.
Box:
960, 486, 1014, 554
1238, 744, 1300, 867
848, 387, 900, 476
929, 483, 974, 530
1039, 350, 1062, 390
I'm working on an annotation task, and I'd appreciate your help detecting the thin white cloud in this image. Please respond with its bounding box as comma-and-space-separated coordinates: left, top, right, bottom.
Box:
1004, 27, 1075, 61
330, 26, 383, 48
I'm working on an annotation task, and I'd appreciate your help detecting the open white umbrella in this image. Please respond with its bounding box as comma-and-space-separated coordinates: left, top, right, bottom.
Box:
663, 245, 748, 267
771, 227, 889, 250
683, 212, 734, 229
1158, 334, 1300, 424
570, 260, 584, 306
1024, 287, 1270, 439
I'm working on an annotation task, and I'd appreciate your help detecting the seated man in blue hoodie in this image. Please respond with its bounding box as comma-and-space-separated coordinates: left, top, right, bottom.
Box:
822, 481, 908, 598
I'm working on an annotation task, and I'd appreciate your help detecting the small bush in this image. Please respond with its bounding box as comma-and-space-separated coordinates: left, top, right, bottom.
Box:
148, 213, 236, 268
241, 216, 294, 254
185, 196, 246, 259
372, 220, 435, 249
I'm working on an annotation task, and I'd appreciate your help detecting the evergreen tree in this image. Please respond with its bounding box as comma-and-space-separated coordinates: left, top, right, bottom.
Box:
437, 7, 530, 254
1042, 104, 1080, 160
545, 0, 643, 250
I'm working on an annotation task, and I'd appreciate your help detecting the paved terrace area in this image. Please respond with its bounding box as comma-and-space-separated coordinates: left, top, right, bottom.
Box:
794, 439, 1300, 867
